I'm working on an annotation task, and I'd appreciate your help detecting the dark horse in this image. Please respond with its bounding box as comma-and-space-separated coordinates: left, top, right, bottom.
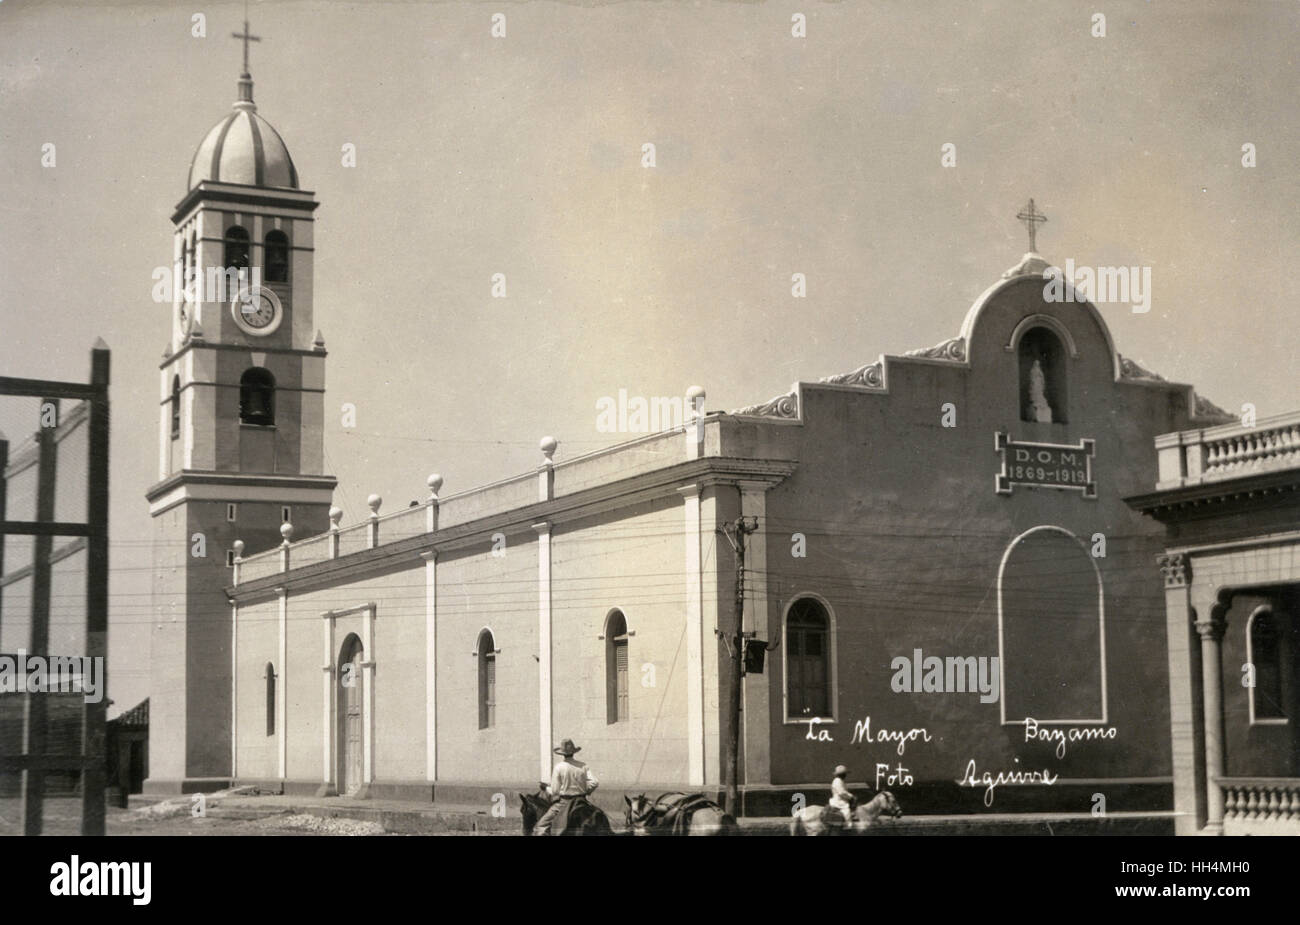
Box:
624, 792, 739, 836
519, 785, 614, 836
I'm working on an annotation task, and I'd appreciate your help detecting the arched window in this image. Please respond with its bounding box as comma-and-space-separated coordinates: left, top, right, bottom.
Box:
606, 610, 629, 724
785, 597, 831, 719
181, 234, 192, 298
477, 629, 496, 729
223, 225, 250, 272
180, 232, 197, 303
265, 662, 276, 736
999, 526, 1105, 723
239, 368, 275, 426
264, 230, 289, 283
170, 376, 181, 440
1018, 327, 1068, 423
1249, 609, 1286, 722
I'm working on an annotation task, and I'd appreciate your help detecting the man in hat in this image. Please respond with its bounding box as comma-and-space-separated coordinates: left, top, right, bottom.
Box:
828, 764, 855, 828
533, 738, 599, 835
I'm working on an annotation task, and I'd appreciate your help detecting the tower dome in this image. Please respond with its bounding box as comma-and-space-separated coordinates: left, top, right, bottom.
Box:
187, 71, 298, 190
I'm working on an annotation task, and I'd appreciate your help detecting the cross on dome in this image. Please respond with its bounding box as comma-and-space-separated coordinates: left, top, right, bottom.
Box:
230, 3, 262, 107
232, 18, 261, 77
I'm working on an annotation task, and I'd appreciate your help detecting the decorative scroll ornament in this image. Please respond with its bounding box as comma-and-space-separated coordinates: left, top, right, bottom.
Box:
732, 390, 799, 419
1157, 552, 1191, 588
1194, 393, 1234, 422
1118, 356, 1232, 422
903, 336, 966, 362
1118, 354, 1167, 382
730, 332, 975, 417
820, 361, 883, 389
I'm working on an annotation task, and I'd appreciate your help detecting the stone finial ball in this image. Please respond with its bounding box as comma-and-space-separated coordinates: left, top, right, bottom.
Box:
686, 385, 706, 404
232, 540, 245, 556
280, 522, 294, 540
427, 473, 444, 493
329, 506, 344, 525
540, 436, 558, 460
367, 494, 383, 513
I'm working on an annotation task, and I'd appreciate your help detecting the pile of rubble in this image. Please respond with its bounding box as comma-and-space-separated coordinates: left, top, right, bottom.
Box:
256, 813, 385, 836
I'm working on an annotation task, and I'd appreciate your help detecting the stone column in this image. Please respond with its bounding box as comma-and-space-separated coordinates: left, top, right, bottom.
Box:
1157, 553, 1206, 835
535, 437, 558, 783
230, 600, 239, 781
360, 603, 376, 793
422, 550, 438, 784
317, 610, 335, 797
678, 484, 706, 786
1194, 603, 1228, 835
738, 481, 772, 787
533, 521, 554, 784
276, 586, 288, 781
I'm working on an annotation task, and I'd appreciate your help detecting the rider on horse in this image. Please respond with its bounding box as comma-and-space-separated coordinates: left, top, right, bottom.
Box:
533, 738, 599, 836
828, 764, 855, 826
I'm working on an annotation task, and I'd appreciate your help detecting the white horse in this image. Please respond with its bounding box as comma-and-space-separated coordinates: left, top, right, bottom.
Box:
790, 790, 903, 836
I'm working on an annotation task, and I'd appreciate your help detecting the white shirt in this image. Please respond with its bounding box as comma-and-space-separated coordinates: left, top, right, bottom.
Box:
829, 776, 852, 806
550, 758, 598, 797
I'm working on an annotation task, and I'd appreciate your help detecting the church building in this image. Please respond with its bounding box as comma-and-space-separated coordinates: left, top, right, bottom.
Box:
147, 48, 1239, 819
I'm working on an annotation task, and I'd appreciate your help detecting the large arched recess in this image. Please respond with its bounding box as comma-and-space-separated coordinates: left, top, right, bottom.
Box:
998, 526, 1106, 724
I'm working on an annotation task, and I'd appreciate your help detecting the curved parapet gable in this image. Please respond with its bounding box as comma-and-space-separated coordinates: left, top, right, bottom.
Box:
959, 254, 1121, 382
730, 252, 1231, 431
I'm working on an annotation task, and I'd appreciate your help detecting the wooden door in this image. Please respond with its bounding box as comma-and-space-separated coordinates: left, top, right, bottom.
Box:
339, 638, 364, 795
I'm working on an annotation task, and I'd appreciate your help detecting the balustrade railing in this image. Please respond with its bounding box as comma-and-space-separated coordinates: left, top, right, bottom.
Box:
1156, 411, 1300, 490
1220, 777, 1300, 834
1203, 420, 1300, 476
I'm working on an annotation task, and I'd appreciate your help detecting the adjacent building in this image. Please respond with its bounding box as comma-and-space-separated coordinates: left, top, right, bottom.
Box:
1128, 413, 1300, 834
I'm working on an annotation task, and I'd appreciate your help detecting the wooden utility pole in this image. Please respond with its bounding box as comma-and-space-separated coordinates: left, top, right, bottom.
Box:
82, 342, 110, 836
0, 430, 8, 638
22, 397, 59, 836
719, 516, 758, 817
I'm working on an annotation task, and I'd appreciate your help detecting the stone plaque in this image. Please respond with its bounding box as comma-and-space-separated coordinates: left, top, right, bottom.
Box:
995, 432, 1096, 498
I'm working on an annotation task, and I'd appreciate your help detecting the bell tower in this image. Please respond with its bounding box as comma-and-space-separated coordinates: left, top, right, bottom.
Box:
145, 21, 336, 792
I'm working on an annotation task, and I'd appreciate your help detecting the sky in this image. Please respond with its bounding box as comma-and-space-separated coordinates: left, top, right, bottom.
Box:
1, 0, 1297, 714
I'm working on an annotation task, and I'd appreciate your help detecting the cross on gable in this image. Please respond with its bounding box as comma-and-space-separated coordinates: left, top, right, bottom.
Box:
1016, 199, 1047, 253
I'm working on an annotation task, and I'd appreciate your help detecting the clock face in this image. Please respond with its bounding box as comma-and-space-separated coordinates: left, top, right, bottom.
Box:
241, 293, 276, 327
230, 287, 283, 336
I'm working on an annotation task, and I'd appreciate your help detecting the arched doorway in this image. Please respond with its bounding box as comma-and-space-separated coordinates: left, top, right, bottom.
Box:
337, 634, 364, 795
998, 526, 1105, 723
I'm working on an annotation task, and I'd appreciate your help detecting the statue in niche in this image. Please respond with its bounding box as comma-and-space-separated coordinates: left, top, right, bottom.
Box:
1028, 358, 1054, 423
